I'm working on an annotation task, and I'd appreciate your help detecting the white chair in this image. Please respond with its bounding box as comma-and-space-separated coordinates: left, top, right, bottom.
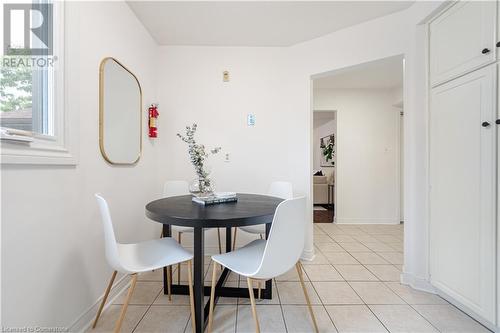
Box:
232, 181, 293, 250
208, 197, 318, 333
93, 194, 196, 333
162, 180, 223, 283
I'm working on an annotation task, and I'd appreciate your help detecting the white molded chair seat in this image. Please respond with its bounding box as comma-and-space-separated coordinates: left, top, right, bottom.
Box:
117, 238, 193, 274
212, 239, 265, 277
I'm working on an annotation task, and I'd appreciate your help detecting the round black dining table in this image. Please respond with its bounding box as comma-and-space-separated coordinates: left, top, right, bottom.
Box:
145, 193, 283, 333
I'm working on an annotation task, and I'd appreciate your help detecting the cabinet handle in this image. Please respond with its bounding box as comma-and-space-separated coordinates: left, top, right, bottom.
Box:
482, 121, 491, 127
496, 119, 500, 125
482, 48, 491, 54
496, 42, 500, 48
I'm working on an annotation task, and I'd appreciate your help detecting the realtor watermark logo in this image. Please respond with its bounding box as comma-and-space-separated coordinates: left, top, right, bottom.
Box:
4, 3, 53, 56
2, 3, 57, 69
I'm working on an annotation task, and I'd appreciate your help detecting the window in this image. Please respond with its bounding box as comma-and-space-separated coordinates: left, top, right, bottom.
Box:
0, 58, 54, 135
1, 1, 75, 164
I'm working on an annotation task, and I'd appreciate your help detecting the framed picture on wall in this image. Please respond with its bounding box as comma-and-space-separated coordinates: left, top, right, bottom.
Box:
320, 134, 335, 167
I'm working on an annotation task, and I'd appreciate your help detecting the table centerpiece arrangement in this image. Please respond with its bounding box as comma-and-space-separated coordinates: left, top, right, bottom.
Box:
177, 123, 237, 205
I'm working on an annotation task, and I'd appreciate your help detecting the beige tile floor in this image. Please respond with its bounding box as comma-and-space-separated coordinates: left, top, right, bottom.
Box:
90, 224, 491, 333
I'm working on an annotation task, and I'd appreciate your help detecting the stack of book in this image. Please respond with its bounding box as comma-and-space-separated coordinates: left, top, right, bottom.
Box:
192, 192, 238, 205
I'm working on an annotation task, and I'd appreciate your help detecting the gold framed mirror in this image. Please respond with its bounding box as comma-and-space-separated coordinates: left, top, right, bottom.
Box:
99, 57, 142, 165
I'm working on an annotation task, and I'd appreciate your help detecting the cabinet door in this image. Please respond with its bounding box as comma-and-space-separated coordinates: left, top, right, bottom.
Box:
430, 64, 496, 323
430, 1, 496, 87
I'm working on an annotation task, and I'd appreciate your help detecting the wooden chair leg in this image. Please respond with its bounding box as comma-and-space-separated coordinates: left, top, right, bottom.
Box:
92, 270, 117, 328
169, 265, 173, 291
187, 260, 196, 333
207, 261, 218, 333
217, 228, 222, 254
166, 266, 172, 301
232, 228, 238, 251
177, 232, 182, 283
247, 277, 261, 333
217, 229, 224, 270
296, 262, 319, 333
257, 281, 262, 300
114, 274, 138, 333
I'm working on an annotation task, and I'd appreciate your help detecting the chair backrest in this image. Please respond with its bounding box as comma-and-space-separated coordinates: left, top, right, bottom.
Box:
163, 180, 189, 198
268, 181, 293, 199
253, 197, 306, 279
95, 194, 124, 272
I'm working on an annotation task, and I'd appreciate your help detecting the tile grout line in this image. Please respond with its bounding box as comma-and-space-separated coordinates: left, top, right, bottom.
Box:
307, 270, 339, 332
233, 274, 239, 333
344, 277, 392, 333
273, 277, 289, 333
405, 303, 445, 333
404, 290, 492, 332
131, 283, 164, 333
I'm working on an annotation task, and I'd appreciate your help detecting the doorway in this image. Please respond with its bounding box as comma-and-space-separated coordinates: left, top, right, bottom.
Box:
312, 111, 336, 222
311, 55, 404, 225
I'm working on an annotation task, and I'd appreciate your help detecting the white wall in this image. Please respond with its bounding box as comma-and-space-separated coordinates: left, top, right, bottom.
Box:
154, 46, 309, 249
1, 2, 160, 328
315, 89, 401, 224
312, 116, 336, 182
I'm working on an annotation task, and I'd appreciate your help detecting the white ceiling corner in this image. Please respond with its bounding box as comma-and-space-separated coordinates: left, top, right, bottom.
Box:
127, 1, 414, 47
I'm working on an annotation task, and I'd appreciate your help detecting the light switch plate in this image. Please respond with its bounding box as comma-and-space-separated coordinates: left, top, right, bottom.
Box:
247, 114, 256, 126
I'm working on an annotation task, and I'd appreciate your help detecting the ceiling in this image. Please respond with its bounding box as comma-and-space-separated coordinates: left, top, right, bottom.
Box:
313, 111, 335, 129
314, 55, 403, 90
127, 1, 414, 47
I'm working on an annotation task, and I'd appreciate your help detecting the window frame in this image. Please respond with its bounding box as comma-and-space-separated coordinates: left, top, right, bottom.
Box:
1, 1, 77, 165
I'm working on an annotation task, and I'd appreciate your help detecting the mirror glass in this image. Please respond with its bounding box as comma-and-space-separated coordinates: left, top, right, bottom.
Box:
99, 57, 142, 164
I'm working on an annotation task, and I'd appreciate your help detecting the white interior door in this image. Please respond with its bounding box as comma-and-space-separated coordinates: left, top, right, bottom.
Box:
430, 1, 496, 87
429, 64, 496, 322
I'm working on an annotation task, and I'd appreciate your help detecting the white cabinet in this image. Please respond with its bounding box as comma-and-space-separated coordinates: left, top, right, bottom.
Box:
429, 64, 497, 323
430, 1, 496, 87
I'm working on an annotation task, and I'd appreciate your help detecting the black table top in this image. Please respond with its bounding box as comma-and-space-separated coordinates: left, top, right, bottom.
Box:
145, 193, 283, 228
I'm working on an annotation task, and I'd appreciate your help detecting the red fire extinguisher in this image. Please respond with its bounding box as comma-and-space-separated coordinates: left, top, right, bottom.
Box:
148, 104, 159, 138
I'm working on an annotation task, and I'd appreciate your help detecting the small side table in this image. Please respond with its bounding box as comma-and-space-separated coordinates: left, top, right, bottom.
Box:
327, 184, 334, 209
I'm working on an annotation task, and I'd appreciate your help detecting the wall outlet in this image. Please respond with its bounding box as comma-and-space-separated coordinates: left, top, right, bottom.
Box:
225, 153, 230, 162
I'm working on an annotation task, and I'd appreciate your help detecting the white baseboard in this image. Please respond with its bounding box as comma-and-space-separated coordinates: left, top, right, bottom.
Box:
335, 217, 401, 225
400, 272, 436, 293
401, 272, 499, 332
434, 287, 498, 332
68, 273, 132, 333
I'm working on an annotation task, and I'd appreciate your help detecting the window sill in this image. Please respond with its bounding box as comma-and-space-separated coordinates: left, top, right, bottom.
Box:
1, 138, 77, 165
